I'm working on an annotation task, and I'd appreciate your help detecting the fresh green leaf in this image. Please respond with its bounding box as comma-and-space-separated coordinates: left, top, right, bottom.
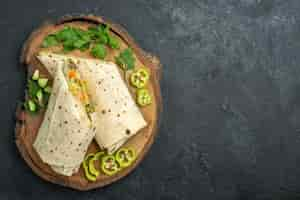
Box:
97, 34, 108, 44
79, 42, 90, 51
108, 36, 119, 49
74, 28, 91, 42
63, 40, 76, 52
91, 44, 107, 59
41, 35, 59, 48
87, 26, 99, 39
27, 79, 40, 98
73, 39, 88, 49
103, 25, 110, 35
88, 25, 109, 44
115, 48, 135, 70
56, 26, 78, 41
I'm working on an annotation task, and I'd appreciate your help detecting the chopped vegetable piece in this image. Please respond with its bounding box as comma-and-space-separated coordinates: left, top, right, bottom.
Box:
115, 148, 136, 168
27, 79, 40, 98
68, 70, 77, 79
103, 24, 110, 36
108, 36, 119, 49
41, 34, 59, 48
32, 70, 39, 80
101, 155, 119, 176
44, 86, 52, 93
137, 89, 152, 106
87, 25, 108, 44
82, 154, 97, 182
130, 68, 150, 88
63, 40, 76, 52
98, 33, 109, 44
115, 48, 135, 70
56, 26, 77, 42
27, 100, 37, 112
73, 39, 88, 49
38, 78, 48, 88
36, 89, 43, 103
85, 104, 95, 114
91, 44, 106, 59
88, 156, 100, 177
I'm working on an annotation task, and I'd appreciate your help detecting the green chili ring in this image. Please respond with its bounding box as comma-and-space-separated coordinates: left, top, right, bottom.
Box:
82, 153, 97, 182
88, 156, 100, 177
130, 68, 150, 89
137, 89, 152, 106
101, 155, 119, 176
115, 147, 136, 168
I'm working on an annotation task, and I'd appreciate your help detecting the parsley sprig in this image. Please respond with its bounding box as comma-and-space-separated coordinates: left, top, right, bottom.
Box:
41, 24, 120, 58
115, 48, 135, 70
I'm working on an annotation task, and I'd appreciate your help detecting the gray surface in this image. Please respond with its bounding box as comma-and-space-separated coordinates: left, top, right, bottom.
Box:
1, 0, 300, 199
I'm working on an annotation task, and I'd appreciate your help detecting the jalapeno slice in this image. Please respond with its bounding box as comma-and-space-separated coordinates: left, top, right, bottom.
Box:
88, 156, 100, 177
101, 155, 119, 176
137, 89, 152, 106
130, 68, 150, 89
115, 148, 136, 168
82, 153, 97, 182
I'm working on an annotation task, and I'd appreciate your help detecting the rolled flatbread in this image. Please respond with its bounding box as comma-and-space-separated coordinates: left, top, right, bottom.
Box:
33, 63, 96, 176
37, 52, 147, 153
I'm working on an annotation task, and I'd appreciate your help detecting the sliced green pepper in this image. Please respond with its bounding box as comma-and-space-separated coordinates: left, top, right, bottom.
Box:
115, 147, 136, 168
137, 89, 152, 106
27, 100, 37, 112
36, 89, 43, 103
82, 154, 97, 182
101, 155, 119, 176
88, 156, 100, 177
44, 86, 52, 94
130, 68, 150, 89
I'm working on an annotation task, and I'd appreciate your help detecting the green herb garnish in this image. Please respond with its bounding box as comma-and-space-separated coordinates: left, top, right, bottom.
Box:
91, 44, 107, 59
41, 24, 120, 57
41, 35, 59, 48
108, 36, 119, 49
115, 48, 135, 70
56, 26, 77, 41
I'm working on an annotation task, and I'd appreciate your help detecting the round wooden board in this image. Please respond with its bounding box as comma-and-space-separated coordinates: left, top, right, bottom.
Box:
15, 15, 162, 191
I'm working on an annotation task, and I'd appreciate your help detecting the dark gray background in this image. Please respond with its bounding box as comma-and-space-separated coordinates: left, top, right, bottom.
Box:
2, 0, 300, 199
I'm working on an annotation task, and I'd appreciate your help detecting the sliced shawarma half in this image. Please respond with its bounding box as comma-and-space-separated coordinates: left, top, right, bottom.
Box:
37, 51, 147, 153
33, 61, 96, 176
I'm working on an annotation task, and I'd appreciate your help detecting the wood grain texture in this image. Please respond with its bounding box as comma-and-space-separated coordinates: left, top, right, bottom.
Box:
16, 15, 162, 191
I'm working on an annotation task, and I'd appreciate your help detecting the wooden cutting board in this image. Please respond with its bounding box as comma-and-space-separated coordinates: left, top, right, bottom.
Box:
15, 15, 162, 191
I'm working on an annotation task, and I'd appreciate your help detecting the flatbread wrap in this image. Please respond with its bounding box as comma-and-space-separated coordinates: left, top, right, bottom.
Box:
37, 52, 147, 153
33, 62, 96, 176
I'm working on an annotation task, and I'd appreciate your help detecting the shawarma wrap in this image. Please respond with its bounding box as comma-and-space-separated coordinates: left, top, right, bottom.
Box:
37, 52, 147, 153
33, 62, 96, 176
